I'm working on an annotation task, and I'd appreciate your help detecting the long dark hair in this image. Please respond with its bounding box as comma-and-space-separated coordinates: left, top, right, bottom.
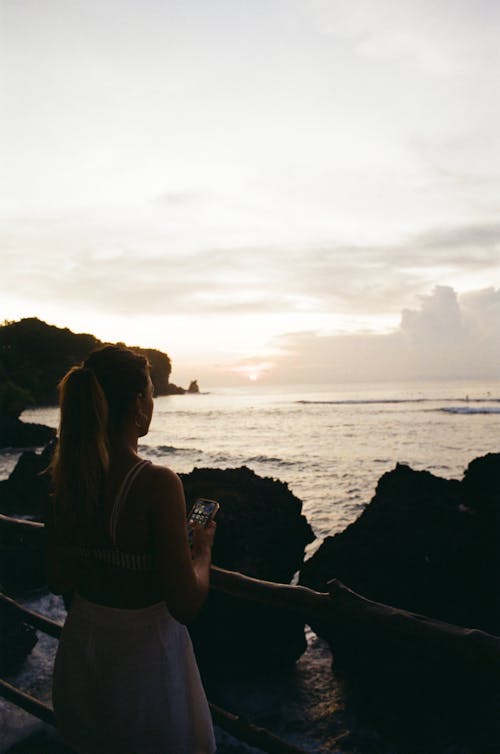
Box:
49, 345, 149, 537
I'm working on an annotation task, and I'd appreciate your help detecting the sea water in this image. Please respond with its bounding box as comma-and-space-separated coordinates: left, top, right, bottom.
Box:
1, 379, 499, 752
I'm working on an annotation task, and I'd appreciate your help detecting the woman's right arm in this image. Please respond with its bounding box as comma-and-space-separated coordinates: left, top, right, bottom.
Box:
148, 466, 215, 624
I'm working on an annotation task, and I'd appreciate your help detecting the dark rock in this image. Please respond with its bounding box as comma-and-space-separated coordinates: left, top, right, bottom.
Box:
0, 610, 38, 675
0, 521, 46, 594
316, 581, 500, 754
300, 457, 500, 753
180, 465, 315, 673
0, 443, 54, 593
181, 466, 314, 584
187, 380, 200, 394
300, 458, 500, 634
165, 382, 186, 395
0, 442, 55, 517
5, 730, 73, 753
0, 420, 55, 450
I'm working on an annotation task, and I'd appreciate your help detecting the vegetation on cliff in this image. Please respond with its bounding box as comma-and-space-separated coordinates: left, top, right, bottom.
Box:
0, 318, 176, 446
0, 318, 173, 407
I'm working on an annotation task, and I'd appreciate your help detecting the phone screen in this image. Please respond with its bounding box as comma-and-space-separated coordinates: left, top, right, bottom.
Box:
187, 498, 219, 545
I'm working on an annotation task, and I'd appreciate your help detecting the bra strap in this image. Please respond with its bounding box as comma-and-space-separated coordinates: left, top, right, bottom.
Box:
109, 460, 150, 544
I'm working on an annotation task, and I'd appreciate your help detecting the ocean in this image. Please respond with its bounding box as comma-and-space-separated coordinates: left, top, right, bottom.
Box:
1, 379, 499, 752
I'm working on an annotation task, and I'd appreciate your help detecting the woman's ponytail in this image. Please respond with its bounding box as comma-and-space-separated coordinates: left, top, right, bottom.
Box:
49, 366, 109, 538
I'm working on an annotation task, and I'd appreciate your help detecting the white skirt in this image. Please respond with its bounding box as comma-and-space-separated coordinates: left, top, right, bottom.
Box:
52, 593, 216, 754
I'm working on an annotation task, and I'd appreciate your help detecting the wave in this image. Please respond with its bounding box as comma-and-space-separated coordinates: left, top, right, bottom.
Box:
141, 444, 204, 456
142, 447, 299, 470
296, 399, 427, 405
296, 397, 499, 406
437, 407, 500, 415
246, 454, 296, 467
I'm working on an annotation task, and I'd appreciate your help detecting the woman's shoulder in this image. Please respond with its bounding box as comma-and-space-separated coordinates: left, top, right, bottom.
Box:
141, 460, 181, 484
139, 461, 185, 508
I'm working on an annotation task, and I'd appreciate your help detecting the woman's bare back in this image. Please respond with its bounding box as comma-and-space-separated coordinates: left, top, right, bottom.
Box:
69, 459, 173, 609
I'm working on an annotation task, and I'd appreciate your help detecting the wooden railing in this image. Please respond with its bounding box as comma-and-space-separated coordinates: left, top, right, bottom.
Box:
2, 513, 500, 753
0, 514, 313, 753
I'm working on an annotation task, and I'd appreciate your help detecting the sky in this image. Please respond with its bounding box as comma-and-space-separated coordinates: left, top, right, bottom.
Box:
1, 0, 499, 385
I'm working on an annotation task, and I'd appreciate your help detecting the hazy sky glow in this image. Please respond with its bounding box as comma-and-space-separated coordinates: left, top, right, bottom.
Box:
1, 0, 499, 384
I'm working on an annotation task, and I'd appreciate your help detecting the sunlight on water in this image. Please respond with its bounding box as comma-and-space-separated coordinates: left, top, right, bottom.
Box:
15, 379, 500, 546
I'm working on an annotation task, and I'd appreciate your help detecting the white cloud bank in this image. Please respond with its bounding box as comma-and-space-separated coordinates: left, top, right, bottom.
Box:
264, 287, 500, 382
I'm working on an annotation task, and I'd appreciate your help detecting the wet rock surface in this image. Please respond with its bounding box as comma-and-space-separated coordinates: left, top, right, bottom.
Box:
0, 420, 55, 451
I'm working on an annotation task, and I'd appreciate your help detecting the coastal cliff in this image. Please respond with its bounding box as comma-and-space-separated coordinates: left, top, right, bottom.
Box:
0, 318, 199, 447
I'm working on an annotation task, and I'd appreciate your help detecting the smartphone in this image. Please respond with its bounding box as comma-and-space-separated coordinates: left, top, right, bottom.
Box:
187, 498, 219, 545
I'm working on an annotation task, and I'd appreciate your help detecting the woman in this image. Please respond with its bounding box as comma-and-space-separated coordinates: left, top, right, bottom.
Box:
45, 345, 216, 754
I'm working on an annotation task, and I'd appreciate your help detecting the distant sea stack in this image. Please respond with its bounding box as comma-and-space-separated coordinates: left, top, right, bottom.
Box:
165, 379, 201, 395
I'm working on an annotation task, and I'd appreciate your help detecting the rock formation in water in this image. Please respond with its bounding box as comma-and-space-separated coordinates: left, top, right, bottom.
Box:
0, 418, 56, 449
299, 455, 500, 636
0, 442, 54, 521
0, 369, 56, 448
300, 455, 500, 753
181, 465, 315, 673
187, 380, 200, 394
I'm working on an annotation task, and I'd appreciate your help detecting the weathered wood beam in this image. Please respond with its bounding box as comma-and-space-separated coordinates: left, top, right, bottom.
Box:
0, 513, 43, 530
0, 678, 56, 726
0, 591, 63, 639
210, 565, 333, 622
0, 676, 309, 754
209, 703, 308, 753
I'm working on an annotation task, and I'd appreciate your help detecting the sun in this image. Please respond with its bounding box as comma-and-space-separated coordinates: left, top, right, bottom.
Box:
229, 362, 274, 382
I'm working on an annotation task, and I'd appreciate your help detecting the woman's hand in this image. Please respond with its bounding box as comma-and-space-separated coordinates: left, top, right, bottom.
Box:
191, 521, 216, 560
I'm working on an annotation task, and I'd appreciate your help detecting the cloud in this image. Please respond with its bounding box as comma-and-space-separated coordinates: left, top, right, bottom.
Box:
265, 286, 500, 382
301, 0, 500, 76
1, 213, 499, 321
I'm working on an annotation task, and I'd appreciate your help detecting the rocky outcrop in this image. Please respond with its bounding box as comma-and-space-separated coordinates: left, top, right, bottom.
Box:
0, 419, 56, 450
299, 458, 500, 752
316, 580, 500, 754
165, 380, 201, 395
0, 610, 38, 675
0, 317, 172, 404
0, 451, 315, 671
0, 368, 56, 449
187, 380, 199, 394
0, 442, 54, 519
165, 382, 186, 394
181, 466, 313, 585
299, 456, 500, 636
181, 466, 315, 673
